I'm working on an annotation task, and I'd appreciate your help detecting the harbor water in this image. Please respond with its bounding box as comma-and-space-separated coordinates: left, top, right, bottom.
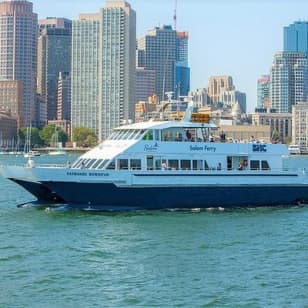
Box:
0, 154, 308, 307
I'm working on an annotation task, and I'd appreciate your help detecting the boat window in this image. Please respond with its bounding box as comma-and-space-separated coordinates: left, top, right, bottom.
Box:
91, 159, 103, 169
147, 155, 154, 170
134, 130, 144, 140
83, 159, 94, 168
261, 160, 270, 170
204, 160, 209, 170
143, 130, 153, 140
162, 130, 172, 141
122, 130, 132, 140
168, 159, 179, 170
71, 159, 82, 168
130, 159, 141, 170
155, 130, 160, 141
181, 160, 191, 170
108, 131, 117, 140
193, 160, 203, 170
154, 157, 162, 170
127, 130, 137, 140
114, 130, 124, 140
86, 159, 97, 169
98, 159, 109, 169
119, 159, 129, 170
250, 160, 260, 170
106, 160, 116, 170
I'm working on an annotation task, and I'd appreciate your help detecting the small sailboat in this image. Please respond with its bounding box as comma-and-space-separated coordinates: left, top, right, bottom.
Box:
23, 126, 40, 158
48, 127, 66, 156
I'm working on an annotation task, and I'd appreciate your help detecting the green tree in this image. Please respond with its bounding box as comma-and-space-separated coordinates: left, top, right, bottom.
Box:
72, 127, 98, 147
271, 129, 281, 143
39, 124, 68, 146
19, 127, 44, 148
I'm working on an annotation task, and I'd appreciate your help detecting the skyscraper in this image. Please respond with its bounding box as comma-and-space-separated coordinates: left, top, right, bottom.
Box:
138, 25, 176, 101
270, 52, 308, 113
284, 21, 308, 54
72, 1, 136, 141
0, 0, 37, 127
37, 21, 72, 121
207, 76, 234, 104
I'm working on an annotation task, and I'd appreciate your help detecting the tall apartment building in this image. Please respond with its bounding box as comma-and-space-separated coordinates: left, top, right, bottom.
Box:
257, 75, 270, 109
38, 17, 72, 34
57, 72, 71, 121
137, 26, 190, 102
270, 52, 308, 113
72, 1, 136, 141
0, 0, 37, 127
37, 20, 71, 121
207, 76, 234, 104
138, 25, 176, 101
284, 21, 308, 54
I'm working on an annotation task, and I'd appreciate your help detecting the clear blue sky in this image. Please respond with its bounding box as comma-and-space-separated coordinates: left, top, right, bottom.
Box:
31, 0, 308, 111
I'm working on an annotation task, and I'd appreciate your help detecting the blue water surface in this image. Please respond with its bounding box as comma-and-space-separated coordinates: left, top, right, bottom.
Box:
0, 154, 307, 307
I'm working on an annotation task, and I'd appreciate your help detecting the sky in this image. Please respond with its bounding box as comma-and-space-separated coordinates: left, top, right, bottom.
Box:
31, 0, 308, 112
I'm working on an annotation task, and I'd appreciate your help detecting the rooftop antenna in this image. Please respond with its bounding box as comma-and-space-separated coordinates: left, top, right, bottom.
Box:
173, 0, 177, 30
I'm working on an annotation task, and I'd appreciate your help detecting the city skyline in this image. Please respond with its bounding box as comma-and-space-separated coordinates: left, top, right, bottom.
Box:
30, 0, 308, 112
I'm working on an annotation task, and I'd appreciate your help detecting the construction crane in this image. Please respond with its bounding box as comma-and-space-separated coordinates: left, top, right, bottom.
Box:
173, 0, 177, 30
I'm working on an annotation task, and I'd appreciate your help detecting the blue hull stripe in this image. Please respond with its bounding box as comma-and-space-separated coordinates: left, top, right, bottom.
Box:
11, 179, 308, 209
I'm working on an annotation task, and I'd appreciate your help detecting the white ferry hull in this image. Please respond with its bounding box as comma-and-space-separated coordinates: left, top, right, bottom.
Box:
2, 166, 308, 209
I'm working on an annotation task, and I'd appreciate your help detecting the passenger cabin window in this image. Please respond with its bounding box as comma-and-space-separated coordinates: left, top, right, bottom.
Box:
130, 159, 141, 170
143, 130, 153, 140
181, 160, 191, 170
119, 159, 128, 170
193, 160, 203, 170
168, 159, 179, 170
91, 159, 103, 169
250, 160, 260, 170
261, 160, 270, 170
106, 160, 115, 170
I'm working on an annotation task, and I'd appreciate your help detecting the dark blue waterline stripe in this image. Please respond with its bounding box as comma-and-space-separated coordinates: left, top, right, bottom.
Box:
133, 173, 299, 177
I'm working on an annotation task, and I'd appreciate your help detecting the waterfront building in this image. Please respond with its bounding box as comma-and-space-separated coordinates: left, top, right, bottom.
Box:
72, 1, 136, 141
292, 102, 308, 151
284, 21, 308, 54
0, 0, 37, 127
0, 80, 22, 128
37, 20, 71, 121
0, 110, 17, 147
251, 111, 292, 143
257, 75, 270, 109
207, 76, 234, 104
270, 52, 308, 113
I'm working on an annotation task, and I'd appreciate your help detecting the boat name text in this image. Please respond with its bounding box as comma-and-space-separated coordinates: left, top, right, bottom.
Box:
252, 144, 267, 152
67, 171, 110, 177
190, 145, 216, 152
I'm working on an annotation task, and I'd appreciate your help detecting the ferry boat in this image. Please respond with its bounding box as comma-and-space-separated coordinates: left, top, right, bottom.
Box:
1, 104, 308, 210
